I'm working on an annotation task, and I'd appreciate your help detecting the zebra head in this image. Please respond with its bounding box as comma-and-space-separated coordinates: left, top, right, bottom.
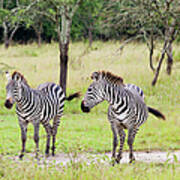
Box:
4, 71, 23, 109
81, 72, 104, 113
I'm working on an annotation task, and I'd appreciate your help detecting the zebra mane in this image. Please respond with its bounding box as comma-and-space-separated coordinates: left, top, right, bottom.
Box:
97, 71, 124, 85
12, 71, 30, 87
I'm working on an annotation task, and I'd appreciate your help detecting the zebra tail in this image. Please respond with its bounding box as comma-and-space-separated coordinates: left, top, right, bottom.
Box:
148, 106, 166, 120
66, 92, 81, 101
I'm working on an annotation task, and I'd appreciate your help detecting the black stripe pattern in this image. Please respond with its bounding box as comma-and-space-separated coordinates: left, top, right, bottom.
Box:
5, 73, 65, 159
81, 71, 148, 164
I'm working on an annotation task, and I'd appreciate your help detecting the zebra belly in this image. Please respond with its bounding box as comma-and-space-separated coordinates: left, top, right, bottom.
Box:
110, 108, 136, 129
112, 110, 129, 122
16, 110, 41, 123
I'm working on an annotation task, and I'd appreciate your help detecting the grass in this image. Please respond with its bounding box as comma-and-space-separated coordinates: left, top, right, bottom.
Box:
0, 41, 180, 179
0, 157, 179, 180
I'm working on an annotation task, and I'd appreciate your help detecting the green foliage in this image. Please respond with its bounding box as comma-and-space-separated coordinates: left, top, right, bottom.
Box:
0, 0, 180, 43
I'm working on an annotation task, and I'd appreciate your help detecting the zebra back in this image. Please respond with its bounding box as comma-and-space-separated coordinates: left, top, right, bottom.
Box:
125, 84, 145, 100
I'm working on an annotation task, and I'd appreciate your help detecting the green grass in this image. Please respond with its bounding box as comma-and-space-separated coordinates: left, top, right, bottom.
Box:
0, 157, 179, 180
0, 41, 180, 179
0, 111, 180, 155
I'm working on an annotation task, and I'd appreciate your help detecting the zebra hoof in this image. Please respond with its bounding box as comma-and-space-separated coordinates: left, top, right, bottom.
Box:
35, 155, 40, 161
115, 154, 122, 164
45, 153, 50, 158
19, 154, 24, 160
111, 158, 120, 166
115, 158, 120, 164
129, 158, 135, 164
111, 159, 116, 166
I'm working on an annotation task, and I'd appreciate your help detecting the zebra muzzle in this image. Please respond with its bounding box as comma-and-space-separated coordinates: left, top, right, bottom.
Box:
81, 101, 90, 113
4, 99, 13, 109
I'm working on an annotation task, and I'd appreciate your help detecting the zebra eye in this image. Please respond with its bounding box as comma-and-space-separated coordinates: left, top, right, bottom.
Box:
88, 87, 92, 92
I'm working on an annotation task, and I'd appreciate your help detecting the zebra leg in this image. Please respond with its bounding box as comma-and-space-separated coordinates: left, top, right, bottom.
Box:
51, 116, 61, 156
110, 122, 118, 165
127, 128, 137, 163
43, 123, 52, 157
33, 122, 40, 159
19, 120, 28, 159
116, 128, 126, 163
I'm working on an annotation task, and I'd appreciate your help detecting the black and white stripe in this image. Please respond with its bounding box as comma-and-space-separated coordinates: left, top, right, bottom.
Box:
81, 71, 165, 164
5, 71, 79, 159
125, 83, 144, 100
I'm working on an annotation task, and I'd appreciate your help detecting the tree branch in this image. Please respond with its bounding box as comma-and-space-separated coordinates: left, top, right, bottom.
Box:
149, 30, 155, 71
69, 0, 82, 18
117, 34, 143, 53
37, 11, 56, 22
9, 24, 19, 42
152, 41, 168, 86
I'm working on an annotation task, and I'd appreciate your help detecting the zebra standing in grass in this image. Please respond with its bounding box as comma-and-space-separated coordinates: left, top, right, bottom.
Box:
81, 71, 165, 164
4, 71, 79, 159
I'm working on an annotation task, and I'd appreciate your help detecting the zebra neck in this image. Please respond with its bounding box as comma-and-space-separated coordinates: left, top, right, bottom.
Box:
16, 85, 32, 109
102, 83, 123, 106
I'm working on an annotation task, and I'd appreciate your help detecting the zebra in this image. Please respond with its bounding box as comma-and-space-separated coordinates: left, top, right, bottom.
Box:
125, 84, 144, 101
4, 71, 80, 159
81, 71, 165, 164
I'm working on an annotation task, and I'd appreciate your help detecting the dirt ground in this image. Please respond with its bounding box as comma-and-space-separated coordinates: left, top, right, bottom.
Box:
7, 150, 180, 166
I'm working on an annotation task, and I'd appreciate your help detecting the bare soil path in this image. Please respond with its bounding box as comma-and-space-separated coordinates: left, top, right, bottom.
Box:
7, 150, 180, 165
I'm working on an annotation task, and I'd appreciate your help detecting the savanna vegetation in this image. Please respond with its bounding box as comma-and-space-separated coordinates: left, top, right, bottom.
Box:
1, 0, 180, 90
0, 0, 180, 179
0, 41, 180, 179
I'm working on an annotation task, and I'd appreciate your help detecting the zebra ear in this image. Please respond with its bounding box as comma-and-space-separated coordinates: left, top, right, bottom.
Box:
5, 71, 12, 82
91, 72, 100, 81
13, 73, 21, 82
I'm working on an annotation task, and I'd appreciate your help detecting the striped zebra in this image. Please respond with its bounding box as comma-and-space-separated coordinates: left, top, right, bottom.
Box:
125, 84, 144, 101
81, 71, 165, 164
4, 71, 79, 159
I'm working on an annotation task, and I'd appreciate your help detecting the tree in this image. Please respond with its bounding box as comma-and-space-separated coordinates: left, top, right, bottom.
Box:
38, 0, 81, 94
23, 0, 46, 47
102, 0, 180, 85
0, 0, 39, 48
72, 0, 104, 47
0, 0, 19, 48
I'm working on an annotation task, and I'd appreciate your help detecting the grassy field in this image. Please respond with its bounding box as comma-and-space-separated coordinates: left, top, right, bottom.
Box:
0, 41, 180, 179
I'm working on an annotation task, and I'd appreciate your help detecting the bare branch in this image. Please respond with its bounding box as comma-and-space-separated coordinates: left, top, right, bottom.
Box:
16, 0, 19, 7
152, 41, 168, 86
37, 11, 56, 22
116, 34, 143, 53
0, 0, 3, 8
69, 0, 82, 18
149, 30, 155, 71
9, 24, 19, 42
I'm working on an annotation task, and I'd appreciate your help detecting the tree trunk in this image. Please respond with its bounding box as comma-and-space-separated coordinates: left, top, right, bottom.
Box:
54, 1, 81, 94
33, 23, 42, 47
166, 43, 173, 75
3, 22, 18, 49
149, 30, 155, 71
57, 6, 71, 95
3, 22, 9, 49
59, 43, 68, 95
88, 26, 93, 47
5, 38, 10, 49
151, 41, 167, 86
165, 25, 176, 75
37, 32, 42, 47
